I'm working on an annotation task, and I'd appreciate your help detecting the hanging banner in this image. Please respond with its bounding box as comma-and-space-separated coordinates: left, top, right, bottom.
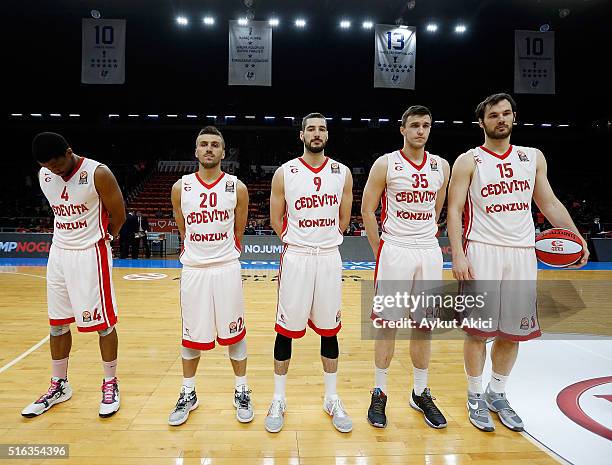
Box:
228, 20, 272, 86
374, 24, 416, 89
81, 19, 126, 84
514, 30, 555, 94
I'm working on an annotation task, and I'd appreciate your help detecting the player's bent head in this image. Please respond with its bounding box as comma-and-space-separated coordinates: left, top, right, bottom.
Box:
196, 126, 225, 149
32, 132, 70, 163
475, 93, 517, 121
401, 105, 432, 128
301, 112, 327, 131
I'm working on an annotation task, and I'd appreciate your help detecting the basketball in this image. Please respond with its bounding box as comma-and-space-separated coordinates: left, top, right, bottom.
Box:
535, 228, 584, 267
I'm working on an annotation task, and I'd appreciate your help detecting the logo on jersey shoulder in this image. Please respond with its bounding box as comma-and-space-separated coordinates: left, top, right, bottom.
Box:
474, 154, 483, 164
78, 171, 88, 185
229, 321, 238, 334
225, 180, 235, 192
82, 310, 92, 323
44, 173, 52, 182
429, 158, 438, 171
520, 317, 529, 330
336, 310, 341, 322
517, 150, 529, 162
331, 162, 340, 174
394, 162, 404, 171
289, 165, 299, 174
184, 182, 191, 192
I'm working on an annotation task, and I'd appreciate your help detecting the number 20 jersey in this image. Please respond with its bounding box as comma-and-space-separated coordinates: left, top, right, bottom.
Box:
281, 157, 347, 248
180, 172, 241, 267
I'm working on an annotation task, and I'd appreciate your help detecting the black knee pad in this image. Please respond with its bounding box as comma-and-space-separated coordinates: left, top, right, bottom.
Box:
274, 333, 292, 361
320, 335, 339, 359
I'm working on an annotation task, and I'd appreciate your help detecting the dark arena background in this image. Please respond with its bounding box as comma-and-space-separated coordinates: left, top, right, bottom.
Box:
1, 1, 611, 465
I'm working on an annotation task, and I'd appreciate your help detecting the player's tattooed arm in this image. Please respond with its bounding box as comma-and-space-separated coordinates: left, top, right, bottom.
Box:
435, 158, 451, 222
269, 167, 286, 238
447, 152, 476, 280
339, 169, 353, 233
361, 155, 387, 256
533, 150, 589, 267
171, 180, 186, 241
235, 180, 249, 245
94, 165, 126, 238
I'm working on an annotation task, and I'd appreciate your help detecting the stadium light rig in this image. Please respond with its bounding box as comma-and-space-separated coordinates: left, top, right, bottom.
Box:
362, 21, 373, 29
426, 24, 438, 32
455, 24, 467, 33
340, 20, 351, 29
176, 16, 189, 26
295, 19, 306, 28
269, 18, 280, 27
203, 17, 215, 26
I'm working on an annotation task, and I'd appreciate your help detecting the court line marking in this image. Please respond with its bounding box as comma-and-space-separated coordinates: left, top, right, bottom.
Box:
521, 430, 573, 465
0, 271, 49, 375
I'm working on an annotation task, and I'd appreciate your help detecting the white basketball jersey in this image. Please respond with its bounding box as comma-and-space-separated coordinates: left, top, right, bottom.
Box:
39, 157, 108, 250
465, 145, 536, 247
380, 150, 444, 247
180, 172, 241, 267
281, 156, 347, 248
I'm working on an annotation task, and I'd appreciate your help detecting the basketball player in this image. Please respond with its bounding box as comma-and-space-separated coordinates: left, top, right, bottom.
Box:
23, 132, 126, 418
168, 126, 252, 426
361, 105, 450, 429
265, 113, 354, 433
447, 93, 589, 432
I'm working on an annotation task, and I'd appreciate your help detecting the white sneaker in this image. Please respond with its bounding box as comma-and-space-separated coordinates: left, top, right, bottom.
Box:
264, 399, 286, 433
323, 396, 353, 433
21, 377, 72, 417
99, 377, 120, 418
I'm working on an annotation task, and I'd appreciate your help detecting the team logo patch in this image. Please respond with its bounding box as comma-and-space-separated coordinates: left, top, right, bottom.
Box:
429, 158, 438, 171
225, 180, 235, 192
331, 162, 340, 174
44, 175, 51, 182
394, 162, 404, 171
184, 328, 191, 338
518, 150, 529, 162
78, 171, 88, 185
229, 321, 238, 334
184, 182, 191, 192
520, 317, 529, 330
474, 154, 483, 164
336, 310, 341, 322
290, 165, 299, 174
82, 310, 92, 323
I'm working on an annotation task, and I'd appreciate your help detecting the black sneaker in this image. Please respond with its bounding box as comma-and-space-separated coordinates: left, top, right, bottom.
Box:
367, 388, 387, 428
410, 388, 447, 429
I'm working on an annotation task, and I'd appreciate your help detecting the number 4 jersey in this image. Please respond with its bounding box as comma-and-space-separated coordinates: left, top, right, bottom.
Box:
464, 145, 537, 247
281, 156, 348, 248
39, 157, 109, 250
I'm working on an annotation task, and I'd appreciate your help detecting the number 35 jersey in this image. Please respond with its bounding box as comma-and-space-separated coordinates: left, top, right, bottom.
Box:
180, 172, 241, 267
281, 157, 347, 248
464, 145, 537, 248
380, 150, 445, 247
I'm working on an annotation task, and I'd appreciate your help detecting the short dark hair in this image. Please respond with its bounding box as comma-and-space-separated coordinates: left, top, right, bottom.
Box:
401, 105, 432, 127
302, 112, 327, 130
197, 126, 225, 147
32, 132, 69, 162
475, 93, 517, 120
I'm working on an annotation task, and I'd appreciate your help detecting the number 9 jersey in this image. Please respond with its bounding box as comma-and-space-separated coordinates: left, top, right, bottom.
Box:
280, 157, 347, 248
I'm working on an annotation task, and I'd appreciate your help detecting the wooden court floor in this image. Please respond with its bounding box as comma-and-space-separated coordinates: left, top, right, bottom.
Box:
1, 266, 610, 465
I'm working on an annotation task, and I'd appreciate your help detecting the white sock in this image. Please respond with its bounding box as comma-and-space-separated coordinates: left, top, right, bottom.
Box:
413, 367, 428, 396
235, 375, 248, 390
273, 373, 286, 400
490, 371, 509, 394
324, 371, 338, 400
467, 375, 484, 394
374, 366, 388, 392
182, 376, 196, 393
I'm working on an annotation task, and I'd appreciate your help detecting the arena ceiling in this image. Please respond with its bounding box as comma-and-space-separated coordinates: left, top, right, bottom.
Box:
3, 0, 611, 123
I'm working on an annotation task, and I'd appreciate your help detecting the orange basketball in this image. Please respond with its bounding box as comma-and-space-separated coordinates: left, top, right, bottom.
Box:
535, 228, 584, 267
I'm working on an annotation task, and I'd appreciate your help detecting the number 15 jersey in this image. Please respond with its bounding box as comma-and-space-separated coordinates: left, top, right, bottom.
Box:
281, 157, 347, 248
